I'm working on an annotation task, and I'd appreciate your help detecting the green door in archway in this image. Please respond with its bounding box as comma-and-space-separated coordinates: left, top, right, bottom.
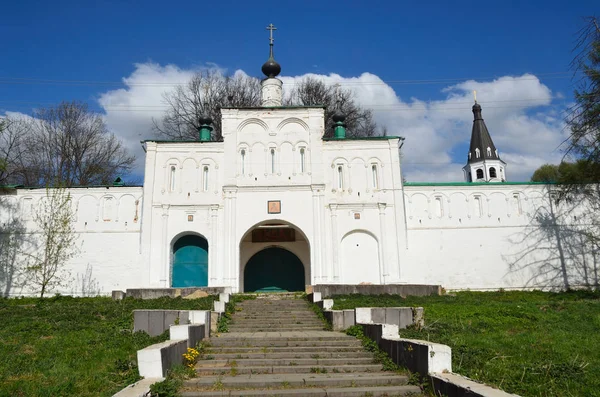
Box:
172, 235, 208, 287
244, 247, 305, 292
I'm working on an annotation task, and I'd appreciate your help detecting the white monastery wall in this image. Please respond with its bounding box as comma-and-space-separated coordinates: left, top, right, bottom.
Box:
401, 183, 591, 290
0, 186, 144, 296
3, 104, 591, 296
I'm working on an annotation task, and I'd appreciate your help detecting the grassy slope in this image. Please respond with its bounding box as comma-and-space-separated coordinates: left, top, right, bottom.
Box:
332, 291, 600, 397
0, 295, 215, 397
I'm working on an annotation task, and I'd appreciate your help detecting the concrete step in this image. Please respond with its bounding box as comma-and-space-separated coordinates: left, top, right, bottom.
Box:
195, 363, 384, 375
204, 351, 373, 360
229, 322, 325, 327
181, 385, 422, 397
211, 334, 353, 340
208, 346, 364, 354
231, 314, 321, 321
196, 357, 376, 366
233, 311, 315, 315
208, 339, 362, 348
183, 372, 409, 389
227, 327, 326, 332
232, 318, 320, 321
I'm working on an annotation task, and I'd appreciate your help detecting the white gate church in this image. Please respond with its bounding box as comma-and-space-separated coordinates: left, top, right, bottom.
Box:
1, 27, 585, 296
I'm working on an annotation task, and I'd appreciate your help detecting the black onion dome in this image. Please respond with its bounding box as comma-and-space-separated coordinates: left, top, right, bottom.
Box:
198, 114, 212, 125
262, 56, 281, 78
332, 111, 346, 123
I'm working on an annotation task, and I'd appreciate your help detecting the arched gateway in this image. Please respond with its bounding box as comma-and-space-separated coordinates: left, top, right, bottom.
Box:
172, 234, 208, 287
244, 247, 304, 292
240, 221, 310, 292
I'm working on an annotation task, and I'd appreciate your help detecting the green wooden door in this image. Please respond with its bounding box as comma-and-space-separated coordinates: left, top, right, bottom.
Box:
244, 247, 305, 292
172, 235, 208, 287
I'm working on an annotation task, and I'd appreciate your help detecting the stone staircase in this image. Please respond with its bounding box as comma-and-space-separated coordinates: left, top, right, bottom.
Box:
180, 294, 423, 396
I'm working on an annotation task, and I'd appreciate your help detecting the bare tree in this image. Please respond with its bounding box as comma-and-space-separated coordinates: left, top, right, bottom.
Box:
154, 73, 381, 140
505, 186, 600, 290
0, 193, 28, 297
26, 188, 78, 298
286, 77, 378, 138
2, 102, 135, 187
0, 118, 32, 186
153, 70, 262, 141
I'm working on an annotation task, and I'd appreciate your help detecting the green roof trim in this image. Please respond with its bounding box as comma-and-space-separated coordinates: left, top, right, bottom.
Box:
13, 184, 143, 190
0, 184, 24, 189
404, 181, 552, 187
141, 139, 223, 144
323, 136, 404, 141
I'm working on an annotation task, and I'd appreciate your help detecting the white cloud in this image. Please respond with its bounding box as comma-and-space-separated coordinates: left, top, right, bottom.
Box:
96, 64, 567, 182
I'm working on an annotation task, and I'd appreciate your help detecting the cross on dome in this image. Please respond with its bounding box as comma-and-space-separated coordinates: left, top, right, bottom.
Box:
262, 23, 281, 78
266, 23, 277, 45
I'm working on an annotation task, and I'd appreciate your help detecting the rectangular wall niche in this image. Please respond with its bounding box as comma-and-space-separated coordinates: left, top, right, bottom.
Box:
187, 215, 194, 222
252, 228, 295, 243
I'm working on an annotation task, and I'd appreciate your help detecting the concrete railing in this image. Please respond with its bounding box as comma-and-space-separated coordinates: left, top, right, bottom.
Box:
112, 287, 232, 300
309, 284, 441, 298
308, 293, 520, 397
309, 293, 423, 331
113, 293, 230, 396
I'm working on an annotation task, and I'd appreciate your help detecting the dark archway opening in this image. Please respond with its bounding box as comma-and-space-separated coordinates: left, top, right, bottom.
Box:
244, 247, 305, 292
172, 235, 208, 287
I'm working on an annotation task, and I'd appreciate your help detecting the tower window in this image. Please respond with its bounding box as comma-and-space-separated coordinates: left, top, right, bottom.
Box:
476, 169, 484, 179
487, 147, 492, 156
270, 148, 276, 174
337, 165, 344, 189
169, 166, 176, 192
489, 167, 497, 178
371, 164, 379, 189
300, 148, 305, 173
241, 149, 246, 175
203, 166, 209, 191
475, 148, 480, 158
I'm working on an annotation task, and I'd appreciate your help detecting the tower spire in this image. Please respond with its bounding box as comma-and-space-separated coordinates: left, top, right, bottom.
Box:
462, 99, 507, 182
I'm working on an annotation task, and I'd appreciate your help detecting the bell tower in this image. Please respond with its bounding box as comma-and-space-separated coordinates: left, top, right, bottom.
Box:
462, 94, 506, 182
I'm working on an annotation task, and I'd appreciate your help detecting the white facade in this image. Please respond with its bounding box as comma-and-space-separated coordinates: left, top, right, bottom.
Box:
1, 106, 594, 296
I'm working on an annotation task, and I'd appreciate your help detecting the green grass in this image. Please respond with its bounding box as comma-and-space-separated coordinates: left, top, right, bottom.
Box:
0, 294, 216, 397
332, 290, 600, 397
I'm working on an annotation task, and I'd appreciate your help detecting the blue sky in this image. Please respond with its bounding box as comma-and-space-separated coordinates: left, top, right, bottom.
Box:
1, 0, 598, 181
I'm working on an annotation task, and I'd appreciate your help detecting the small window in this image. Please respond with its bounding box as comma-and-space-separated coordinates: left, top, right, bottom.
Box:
512, 193, 522, 215
489, 167, 497, 178
270, 149, 276, 174
103, 197, 114, 221
474, 196, 482, 217
203, 166, 209, 192
475, 148, 480, 158
300, 148, 305, 173
241, 149, 246, 175
476, 169, 484, 179
487, 147, 492, 156
371, 164, 379, 189
337, 165, 344, 189
170, 166, 176, 192
435, 197, 443, 218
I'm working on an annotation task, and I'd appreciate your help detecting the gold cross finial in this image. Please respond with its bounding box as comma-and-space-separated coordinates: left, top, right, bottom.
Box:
473, 90, 477, 103
266, 24, 277, 45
